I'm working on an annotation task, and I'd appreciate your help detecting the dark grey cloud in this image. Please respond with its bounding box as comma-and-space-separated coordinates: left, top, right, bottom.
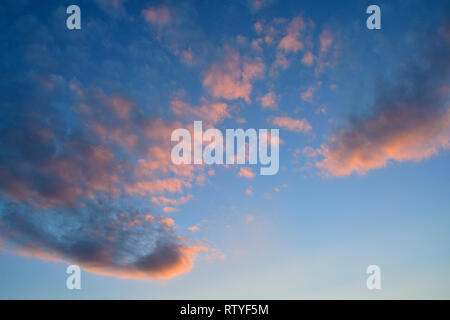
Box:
0, 200, 204, 279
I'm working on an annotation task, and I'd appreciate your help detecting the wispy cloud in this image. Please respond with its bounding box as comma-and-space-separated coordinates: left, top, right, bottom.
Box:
272, 116, 312, 133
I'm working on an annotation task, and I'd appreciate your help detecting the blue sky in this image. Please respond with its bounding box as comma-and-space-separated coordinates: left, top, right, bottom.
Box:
0, 0, 449, 299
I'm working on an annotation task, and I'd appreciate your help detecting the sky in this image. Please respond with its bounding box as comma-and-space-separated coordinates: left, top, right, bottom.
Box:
0, 0, 449, 299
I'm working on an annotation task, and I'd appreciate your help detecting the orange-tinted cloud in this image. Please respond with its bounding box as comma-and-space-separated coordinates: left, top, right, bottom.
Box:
237, 167, 256, 179
83, 245, 208, 280
188, 224, 200, 232
316, 24, 450, 177
0, 202, 209, 281
317, 107, 450, 177
14, 242, 208, 280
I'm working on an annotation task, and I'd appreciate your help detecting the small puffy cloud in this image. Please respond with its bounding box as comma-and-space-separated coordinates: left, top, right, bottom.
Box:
315, 30, 339, 74
237, 167, 256, 179
160, 217, 175, 227
181, 48, 194, 65
278, 17, 306, 53
195, 174, 207, 186
301, 81, 321, 102
272, 52, 289, 71
272, 116, 312, 133
106, 95, 135, 120
251, 38, 264, 51
258, 91, 277, 109
254, 22, 263, 33
142, 6, 171, 27
203, 50, 265, 103
248, 0, 275, 11
236, 117, 247, 124
163, 207, 178, 214
301, 51, 314, 66
245, 186, 253, 195
302, 146, 319, 158
319, 30, 333, 53
315, 106, 328, 115
273, 184, 288, 193
188, 224, 200, 232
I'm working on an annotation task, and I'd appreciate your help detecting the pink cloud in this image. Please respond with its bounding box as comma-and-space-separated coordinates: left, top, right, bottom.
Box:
142, 6, 171, 27
237, 167, 256, 179
181, 48, 193, 65
301, 81, 321, 102
249, 0, 274, 10
202, 50, 265, 103
254, 22, 263, 33
301, 51, 314, 66
107, 96, 134, 119
89, 123, 138, 148
171, 98, 230, 126
258, 91, 277, 109
320, 30, 333, 53
272, 116, 312, 133
251, 38, 264, 51
278, 17, 306, 53
272, 52, 289, 71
